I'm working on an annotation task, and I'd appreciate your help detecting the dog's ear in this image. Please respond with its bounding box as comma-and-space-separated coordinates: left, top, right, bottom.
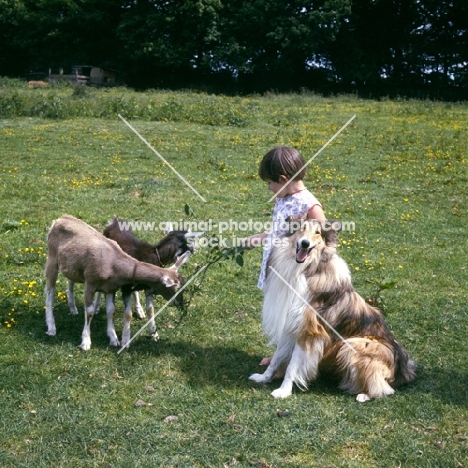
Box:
321, 220, 340, 247
284, 215, 304, 236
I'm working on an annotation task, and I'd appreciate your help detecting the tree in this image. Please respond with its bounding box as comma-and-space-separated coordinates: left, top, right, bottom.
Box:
414, 0, 468, 88
328, 0, 419, 89
0, 0, 30, 75
215, 0, 351, 90
1, 0, 466, 95
0, 0, 123, 76
117, 0, 222, 87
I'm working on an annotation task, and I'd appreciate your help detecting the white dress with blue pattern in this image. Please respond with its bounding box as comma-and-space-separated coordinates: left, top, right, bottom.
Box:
257, 189, 321, 291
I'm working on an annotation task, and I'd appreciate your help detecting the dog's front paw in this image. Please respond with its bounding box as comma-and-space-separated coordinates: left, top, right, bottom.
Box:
271, 387, 292, 399
249, 373, 271, 384
356, 393, 372, 403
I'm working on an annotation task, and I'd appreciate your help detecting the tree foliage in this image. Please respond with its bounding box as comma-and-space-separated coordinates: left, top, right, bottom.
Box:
330, 0, 468, 96
0, 0, 466, 97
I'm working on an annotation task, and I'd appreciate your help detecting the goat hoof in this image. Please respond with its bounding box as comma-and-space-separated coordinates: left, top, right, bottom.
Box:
151, 332, 160, 342
79, 342, 91, 351
46, 330, 56, 337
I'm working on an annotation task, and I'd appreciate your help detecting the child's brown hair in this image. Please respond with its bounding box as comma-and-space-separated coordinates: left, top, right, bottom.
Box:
258, 146, 307, 182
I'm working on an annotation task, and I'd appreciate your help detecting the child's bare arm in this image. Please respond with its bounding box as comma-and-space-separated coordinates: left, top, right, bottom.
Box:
240, 231, 269, 249
307, 204, 326, 222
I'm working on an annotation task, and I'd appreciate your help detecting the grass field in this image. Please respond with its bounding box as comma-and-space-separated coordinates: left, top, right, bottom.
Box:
0, 81, 467, 467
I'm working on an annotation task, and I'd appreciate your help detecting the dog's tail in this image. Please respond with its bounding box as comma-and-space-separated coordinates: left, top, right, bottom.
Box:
393, 342, 417, 388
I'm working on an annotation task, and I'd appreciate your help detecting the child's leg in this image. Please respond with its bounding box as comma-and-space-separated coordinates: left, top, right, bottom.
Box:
259, 356, 271, 366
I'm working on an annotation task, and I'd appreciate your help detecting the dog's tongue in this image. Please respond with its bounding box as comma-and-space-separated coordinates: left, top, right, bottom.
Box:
296, 247, 309, 263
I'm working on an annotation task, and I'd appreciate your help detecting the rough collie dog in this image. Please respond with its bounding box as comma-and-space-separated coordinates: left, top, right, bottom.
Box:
249, 219, 416, 402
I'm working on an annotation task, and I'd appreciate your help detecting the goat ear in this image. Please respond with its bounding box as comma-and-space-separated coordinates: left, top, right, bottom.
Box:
161, 275, 178, 287
171, 250, 190, 270
184, 231, 204, 238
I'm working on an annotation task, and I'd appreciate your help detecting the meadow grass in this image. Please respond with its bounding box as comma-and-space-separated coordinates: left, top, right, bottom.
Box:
0, 83, 467, 467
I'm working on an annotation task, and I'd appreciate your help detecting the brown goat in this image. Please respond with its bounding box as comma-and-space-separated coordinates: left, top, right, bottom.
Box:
67, 217, 198, 341
45, 215, 189, 350
103, 217, 195, 323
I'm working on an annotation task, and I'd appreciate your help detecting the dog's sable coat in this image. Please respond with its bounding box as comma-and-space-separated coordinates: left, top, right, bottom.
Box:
250, 219, 416, 401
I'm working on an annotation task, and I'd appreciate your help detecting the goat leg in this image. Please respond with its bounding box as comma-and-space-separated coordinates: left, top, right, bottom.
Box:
45, 285, 56, 336
79, 283, 97, 350
105, 293, 120, 347
121, 287, 133, 349
66, 280, 79, 315
132, 290, 146, 319
145, 293, 159, 341
44, 257, 59, 336
93, 292, 102, 313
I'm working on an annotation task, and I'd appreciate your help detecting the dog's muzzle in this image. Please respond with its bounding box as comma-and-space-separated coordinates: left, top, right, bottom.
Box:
296, 238, 314, 263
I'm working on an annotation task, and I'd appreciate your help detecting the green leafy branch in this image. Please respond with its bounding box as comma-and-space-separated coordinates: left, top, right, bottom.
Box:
365, 278, 396, 314
174, 205, 247, 326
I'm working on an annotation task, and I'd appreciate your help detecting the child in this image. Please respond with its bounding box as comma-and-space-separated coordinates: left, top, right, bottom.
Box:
243, 146, 326, 367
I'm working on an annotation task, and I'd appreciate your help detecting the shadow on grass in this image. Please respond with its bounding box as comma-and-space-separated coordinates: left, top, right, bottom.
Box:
20, 304, 468, 404
20, 303, 259, 391
413, 365, 468, 408
132, 337, 260, 391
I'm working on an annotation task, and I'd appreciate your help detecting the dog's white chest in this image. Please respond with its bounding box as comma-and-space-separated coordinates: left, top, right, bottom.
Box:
262, 267, 308, 344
